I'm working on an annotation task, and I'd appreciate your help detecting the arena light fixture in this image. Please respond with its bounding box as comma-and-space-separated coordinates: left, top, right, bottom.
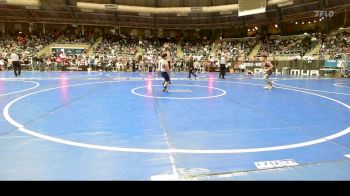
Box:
277, 0, 294, 7
302, 22, 305, 24
238, 0, 267, 17
105, 4, 118, 10
275, 24, 278, 28
76, 0, 292, 15
191, 7, 203, 13
295, 22, 298, 24
6, 0, 40, 8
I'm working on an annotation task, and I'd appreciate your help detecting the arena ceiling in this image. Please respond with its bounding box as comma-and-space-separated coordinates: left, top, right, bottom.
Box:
0, 0, 348, 29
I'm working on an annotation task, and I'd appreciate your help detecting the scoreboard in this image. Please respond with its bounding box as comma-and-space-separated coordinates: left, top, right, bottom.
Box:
238, 0, 267, 16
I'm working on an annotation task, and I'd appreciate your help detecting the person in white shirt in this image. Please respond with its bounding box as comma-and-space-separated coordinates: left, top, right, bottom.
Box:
10, 50, 21, 77
219, 54, 227, 79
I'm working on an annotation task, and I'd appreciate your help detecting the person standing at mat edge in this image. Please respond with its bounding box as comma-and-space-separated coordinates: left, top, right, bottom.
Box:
187, 56, 197, 79
160, 53, 170, 92
10, 49, 21, 77
261, 54, 274, 90
165, 44, 172, 84
219, 54, 226, 79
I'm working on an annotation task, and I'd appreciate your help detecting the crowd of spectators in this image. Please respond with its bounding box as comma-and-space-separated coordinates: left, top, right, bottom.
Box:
1, 28, 350, 72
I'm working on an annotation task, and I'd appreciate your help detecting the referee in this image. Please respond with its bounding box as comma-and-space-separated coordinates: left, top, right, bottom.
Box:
187, 56, 197, 79
219, 54, 226, 79
10, 49, 21, 77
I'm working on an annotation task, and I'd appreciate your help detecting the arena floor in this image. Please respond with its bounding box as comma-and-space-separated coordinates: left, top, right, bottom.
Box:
0, 71, 350, 180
